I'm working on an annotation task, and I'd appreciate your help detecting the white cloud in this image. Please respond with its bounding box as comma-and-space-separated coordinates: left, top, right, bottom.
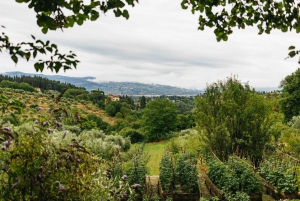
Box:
0, 0, 299, 90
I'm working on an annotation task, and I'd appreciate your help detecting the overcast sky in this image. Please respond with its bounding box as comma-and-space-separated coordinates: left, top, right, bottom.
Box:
1, 1, 299, 90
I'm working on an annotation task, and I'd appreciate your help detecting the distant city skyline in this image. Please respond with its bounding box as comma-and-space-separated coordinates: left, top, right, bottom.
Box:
1, 1, 299, 90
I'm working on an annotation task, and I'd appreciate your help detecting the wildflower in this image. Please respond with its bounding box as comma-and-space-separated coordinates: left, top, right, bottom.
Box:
56, 122, 62, 127
4, 140, 10, 148
122, 192, 128, 197
47, 128, 53, 134
3, 127, 12, 132
122, 175, 128, 180
59, 184, 66, 191
34, 120, 39, 124
37, 106, 43, 111
133, 184, 142, 188
42, 122, 47, 126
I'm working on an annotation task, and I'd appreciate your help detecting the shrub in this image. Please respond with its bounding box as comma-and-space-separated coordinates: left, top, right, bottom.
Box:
128, 150, 147, 190
0, 123, 134, 200
62, 125, 81, 135
159, 151, 199, 194
120, 128, 144, 143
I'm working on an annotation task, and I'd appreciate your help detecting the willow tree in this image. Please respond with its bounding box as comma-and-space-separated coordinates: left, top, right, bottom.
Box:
194, 77, 272, 164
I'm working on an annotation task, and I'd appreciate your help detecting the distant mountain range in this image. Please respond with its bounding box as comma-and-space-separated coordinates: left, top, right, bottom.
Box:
3, 72, 203, 96
2, 72, 279, 95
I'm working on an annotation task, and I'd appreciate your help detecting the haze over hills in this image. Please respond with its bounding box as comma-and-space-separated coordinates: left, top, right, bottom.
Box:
2, 72, 279, 95
3, 72, 203, 96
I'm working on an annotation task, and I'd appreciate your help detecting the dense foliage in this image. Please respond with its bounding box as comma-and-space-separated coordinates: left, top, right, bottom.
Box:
0, 74, 84, 92
182, 0, 300, 42
280, 68, 300, 122
259, 153, 299, 194
143, 98, 178, 141
0, 121, 135, 201
0, 80, 36, 92
207, 156, 262, 201
159, 151, 199, 194
195, 76, 272, 163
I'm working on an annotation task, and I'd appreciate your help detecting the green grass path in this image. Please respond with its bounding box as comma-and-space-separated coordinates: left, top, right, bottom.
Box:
132, 141, 168, 175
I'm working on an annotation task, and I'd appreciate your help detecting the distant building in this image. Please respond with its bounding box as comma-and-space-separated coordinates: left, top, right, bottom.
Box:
107, 94, 120, 102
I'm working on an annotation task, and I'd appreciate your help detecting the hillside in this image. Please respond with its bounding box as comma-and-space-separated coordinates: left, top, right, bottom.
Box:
3, 71, 203, 95
1, 87, 115, 125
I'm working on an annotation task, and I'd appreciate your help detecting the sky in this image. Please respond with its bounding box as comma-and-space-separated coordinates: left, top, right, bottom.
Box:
0, 1, 299, 90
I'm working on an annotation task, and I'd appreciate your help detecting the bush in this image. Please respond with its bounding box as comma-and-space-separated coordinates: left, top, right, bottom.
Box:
120, 128, 144, 143
62, 125, 81, 135
0, 123, 134, 200
159, 151, 199, 194
128, 150, 147, 190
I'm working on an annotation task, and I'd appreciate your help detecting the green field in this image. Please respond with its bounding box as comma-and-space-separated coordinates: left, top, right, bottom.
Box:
131, 140, 168, 175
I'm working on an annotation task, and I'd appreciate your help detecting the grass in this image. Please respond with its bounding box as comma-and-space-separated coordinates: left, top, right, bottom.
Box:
131, 140, 169, 176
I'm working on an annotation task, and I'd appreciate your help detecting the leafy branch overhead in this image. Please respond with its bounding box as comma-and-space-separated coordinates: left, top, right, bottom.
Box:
15, 0, 139, 33
181, 0, 300, 41
0, 26, 79, 73
181, 0, 300, 61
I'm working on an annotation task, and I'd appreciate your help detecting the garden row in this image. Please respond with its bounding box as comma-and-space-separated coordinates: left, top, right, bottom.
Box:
141, 150, 300, 201
202, 154, 300, 201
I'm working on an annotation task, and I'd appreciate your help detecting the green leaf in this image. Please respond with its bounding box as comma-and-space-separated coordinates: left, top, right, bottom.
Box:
113, 8, 122, 17
34, 63, 44, 72
33, 50, 37, 58
288, 51, 296, 58
46, 47, 53, 53
123, 10, 129, 19
51, 44, 58, 49
11, 55, 18, 64
42, 27, 48, 34
90, 10, 100, 21
54, 62, 62, 73
288, 46, 295, 50
181, 0, 188, 9
25, 52, 31, 61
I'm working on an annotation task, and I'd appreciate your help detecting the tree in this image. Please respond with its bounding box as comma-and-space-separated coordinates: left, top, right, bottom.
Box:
142, 98, 178, 141
140, 96, 146, 109
194, 76, 272, 163
280, 68, 300, 122
105, 101, 122, 117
